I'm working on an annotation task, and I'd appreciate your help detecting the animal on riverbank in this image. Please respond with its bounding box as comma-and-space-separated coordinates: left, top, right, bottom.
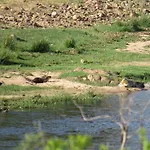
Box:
119, 78, 144, 89
24, 75, 51, 84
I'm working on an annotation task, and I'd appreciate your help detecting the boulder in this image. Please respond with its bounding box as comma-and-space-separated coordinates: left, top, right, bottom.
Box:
87, 73, 101, 82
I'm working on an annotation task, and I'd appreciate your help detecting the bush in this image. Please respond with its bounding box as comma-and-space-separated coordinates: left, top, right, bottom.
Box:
139, 128, 150, 150
113, 15, 150, 32
129, 18, 143, 32
4, 35, 16, 50
17, 133, 92, 150
65, 38, 76, 48
114, 19, 142, 32
138, 15, 150, 28
31, 40, 50, 53
0, 49, 15, 64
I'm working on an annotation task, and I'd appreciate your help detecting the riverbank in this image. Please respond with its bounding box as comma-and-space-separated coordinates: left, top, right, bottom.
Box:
0, 0, 150, 107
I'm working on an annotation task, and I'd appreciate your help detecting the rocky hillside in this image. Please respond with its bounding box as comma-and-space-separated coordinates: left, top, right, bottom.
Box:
0, 0, 150, 28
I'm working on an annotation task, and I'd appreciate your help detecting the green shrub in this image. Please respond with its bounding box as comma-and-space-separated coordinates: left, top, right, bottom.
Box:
65, 38, 76, 48
17, 133, 92, 150
31, 40, 50, 53
114, 19, 142, 32
139, 128, 150, 150
4, 35, 16, 50
138, 15, 150, 28
129, 18, 143, 32
100, 144, 109, 150
0, 49, 15, 64
113, 15, 150, 32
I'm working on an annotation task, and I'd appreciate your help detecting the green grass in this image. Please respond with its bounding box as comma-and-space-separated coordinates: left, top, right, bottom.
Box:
0, 85, 48, 95
60, 71, 87, 78
0, 20, 150, 82
30, 40, 51, 53
0, 92, 105, 110
117, 66, 150, 82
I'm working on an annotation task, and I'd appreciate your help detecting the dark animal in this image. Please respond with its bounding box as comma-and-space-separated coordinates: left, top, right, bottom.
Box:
119, 78, 145, 89
25, 76, 51, 84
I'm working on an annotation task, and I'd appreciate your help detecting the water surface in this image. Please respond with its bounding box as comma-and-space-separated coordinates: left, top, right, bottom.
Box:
0, 90, 150, 150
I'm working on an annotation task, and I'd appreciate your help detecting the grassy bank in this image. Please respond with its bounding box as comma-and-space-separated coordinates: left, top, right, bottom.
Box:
0, 92, 105, 110
0, 85, 49, 95
0, 17, 150, 82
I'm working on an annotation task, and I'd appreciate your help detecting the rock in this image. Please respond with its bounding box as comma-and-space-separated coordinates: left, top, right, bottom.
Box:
80, 59, 88, 64
87, 74, 95, 82
33, 22, 44, 27
0, 15, 4, 19
82, 77, 87, 81
101, 76, 109, 82
51, 11, 57, 17
3, 6, 10, 10
72, 14, 77, 20
0, 0, 149, 28
87, 73, 101, 82
144, 83, 150, 89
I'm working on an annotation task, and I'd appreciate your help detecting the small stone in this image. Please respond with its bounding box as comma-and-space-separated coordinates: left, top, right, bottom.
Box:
0, 15, 3, 19
80, 59, 85, 64
4, 6, 10, 10
80, 59, 88, 64
87, 74, 95, 82
34, 22, 43, 27
73, 15, 77, 20
51, 11, 57, 17
82, 77, 87, 81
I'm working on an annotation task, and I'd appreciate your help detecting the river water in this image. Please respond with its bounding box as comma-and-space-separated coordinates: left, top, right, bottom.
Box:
0, 90, 150, 150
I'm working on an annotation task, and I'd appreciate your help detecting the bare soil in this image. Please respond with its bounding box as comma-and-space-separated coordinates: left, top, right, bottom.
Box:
0, 69, 141, 99
116, 32, 150, 54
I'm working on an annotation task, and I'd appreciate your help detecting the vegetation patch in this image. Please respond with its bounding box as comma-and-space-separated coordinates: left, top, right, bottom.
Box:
0, 92, 105, 110
17, 133, 92, 150
30, 40, 51, 53
0, 17, 150, 93
111, 15, 150, 32
0, 49, 17, 65
60, 71, 87, 79
64, 38, 76, 48
116, 66, 150, 82
0, 85, 47, 95
4, 35, 17, 51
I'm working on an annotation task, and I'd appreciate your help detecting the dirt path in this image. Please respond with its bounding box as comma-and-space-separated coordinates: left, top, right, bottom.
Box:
117, 32, 150, 54
114, 61, 150, 67
123, 41, 150, 54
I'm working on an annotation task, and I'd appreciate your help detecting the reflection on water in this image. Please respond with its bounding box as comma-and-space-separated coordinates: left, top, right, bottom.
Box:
0, 90, 150, 150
